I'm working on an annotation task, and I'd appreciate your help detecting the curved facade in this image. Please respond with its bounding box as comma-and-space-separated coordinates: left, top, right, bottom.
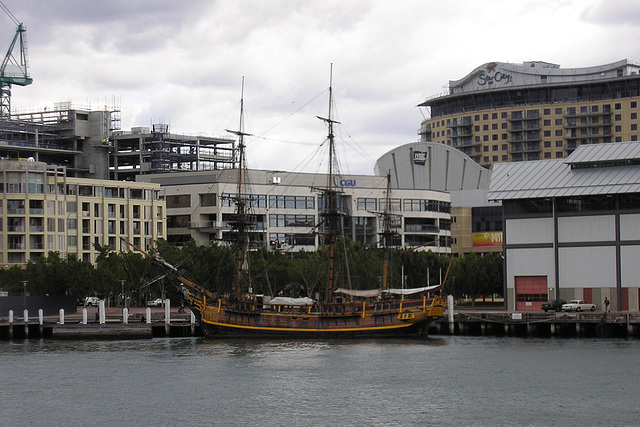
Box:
375, 142, 501, 256
419, 59, 640, 169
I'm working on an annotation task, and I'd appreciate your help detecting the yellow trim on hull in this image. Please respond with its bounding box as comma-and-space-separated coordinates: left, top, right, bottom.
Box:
201, 319, 426, 333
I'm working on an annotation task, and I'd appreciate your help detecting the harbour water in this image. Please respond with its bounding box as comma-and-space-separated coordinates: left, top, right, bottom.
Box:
2, 336, 639, 426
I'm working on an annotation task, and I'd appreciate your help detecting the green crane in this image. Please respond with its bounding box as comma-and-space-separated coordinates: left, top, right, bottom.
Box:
0, 1, 32, 118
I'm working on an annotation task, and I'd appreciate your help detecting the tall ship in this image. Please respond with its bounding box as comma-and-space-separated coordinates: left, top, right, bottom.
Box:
141, 69, 446, 338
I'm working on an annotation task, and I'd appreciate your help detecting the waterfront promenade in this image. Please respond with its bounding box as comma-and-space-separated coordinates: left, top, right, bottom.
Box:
2, 304, 639, 340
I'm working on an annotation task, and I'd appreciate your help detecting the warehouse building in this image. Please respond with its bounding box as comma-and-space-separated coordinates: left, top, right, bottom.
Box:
488, 142, 640, 312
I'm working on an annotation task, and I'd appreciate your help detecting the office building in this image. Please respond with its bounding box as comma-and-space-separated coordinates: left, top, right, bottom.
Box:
138, 168, 452, 254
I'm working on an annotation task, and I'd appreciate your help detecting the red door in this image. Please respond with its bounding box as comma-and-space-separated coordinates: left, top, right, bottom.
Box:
622, 288, 629, 311
515, 276, 548, 311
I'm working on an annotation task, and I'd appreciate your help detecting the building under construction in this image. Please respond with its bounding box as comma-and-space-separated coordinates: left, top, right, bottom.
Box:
111, 123, 236, 181
0, 103, 237, 181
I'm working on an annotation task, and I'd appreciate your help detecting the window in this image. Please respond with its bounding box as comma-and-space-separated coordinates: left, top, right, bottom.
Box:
27, 173, 44, 194
555, 141, 563, 147
356, 198, 377, 211
632, 101, 637, 108
167, 215, 191, 228
269, 214, 315, 227
555, 107, 562, 114
166, 195, 191, 208
269, 195, 314, 209
200, 193, 217, 207
378, 198, 401, 212
544, 141, 551, 148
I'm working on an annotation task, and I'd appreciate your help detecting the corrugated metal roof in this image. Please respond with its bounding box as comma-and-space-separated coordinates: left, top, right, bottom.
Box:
488, 143, 640, 200
565, 141, 640, 164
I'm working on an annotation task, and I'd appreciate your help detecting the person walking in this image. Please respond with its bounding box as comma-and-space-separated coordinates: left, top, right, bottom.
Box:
604, 296, 611, 313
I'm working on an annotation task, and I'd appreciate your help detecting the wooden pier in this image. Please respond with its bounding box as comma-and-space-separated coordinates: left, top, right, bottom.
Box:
0, 309, 203, 341
429, 311, 640, 338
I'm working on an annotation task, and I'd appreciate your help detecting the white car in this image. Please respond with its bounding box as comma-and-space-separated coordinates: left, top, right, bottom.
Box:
147, 298, 164, 307
561, 299, 596, 312
84, 296, 102, 307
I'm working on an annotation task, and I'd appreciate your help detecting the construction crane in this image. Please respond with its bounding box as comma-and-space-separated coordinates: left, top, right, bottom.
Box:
0, 1, 32, 118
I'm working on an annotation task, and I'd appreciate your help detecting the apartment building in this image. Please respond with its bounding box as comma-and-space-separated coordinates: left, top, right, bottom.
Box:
0, 159, 165, 266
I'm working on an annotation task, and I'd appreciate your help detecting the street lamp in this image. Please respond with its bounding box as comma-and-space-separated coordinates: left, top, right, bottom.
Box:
121, 279, 125, 308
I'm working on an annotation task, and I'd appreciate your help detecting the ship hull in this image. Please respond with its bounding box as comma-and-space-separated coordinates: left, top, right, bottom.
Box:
187, 296, 446, 339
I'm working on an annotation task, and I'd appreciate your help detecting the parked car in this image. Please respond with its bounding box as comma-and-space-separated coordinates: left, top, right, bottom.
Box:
542, 299, 567, 312
84, 296, 102, 307
562, 299, 596, 312
147, 298, 164, 307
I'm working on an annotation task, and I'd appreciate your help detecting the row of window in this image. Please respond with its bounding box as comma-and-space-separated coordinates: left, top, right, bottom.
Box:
0, 174, 159, 200
1, 199, 162, 221
2, 217, 163, 236
170, 192, 452, 214
431, 101, 640, 129
504, 194, 640, 216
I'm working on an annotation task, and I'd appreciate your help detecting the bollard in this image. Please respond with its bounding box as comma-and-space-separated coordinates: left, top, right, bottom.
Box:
59, 308, 65, 325
146, 307, 152, 324
39, 308, 44, 337
164, 299, 171, 335
447, 295, 455, 335
23, 309, 29, 338
8, 310, 13, 339
123, 308, 129, 324
82, 308, 87, 325
191, 311, 196, 335
98, 301, 105, 324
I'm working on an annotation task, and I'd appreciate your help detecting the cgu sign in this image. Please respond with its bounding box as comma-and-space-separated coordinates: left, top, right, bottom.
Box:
333, 176, 357, 187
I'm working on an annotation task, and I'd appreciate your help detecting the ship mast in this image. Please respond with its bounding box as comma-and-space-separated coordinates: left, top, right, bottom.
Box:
381, 172, 393, 291
226, 77, 252, 298
317, 64, 340, 302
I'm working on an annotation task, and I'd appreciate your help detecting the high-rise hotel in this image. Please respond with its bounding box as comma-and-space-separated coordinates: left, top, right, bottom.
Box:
419, 59, 640, 169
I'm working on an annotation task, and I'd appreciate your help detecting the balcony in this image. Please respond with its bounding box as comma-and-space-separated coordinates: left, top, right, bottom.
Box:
508, 134, 541, 144
509, 142, 541, 154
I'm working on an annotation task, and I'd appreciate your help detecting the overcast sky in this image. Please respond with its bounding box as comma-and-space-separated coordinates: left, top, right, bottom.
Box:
2, 0, 640, 175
